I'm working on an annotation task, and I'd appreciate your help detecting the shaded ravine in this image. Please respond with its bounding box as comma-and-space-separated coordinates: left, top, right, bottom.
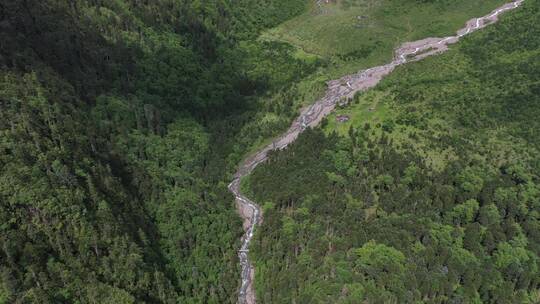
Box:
228, 1, 525, 303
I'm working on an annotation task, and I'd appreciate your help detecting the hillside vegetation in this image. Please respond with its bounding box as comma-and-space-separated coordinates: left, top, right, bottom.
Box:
247, 1, 540, 303
0, 1, 311, 303
1, 0, 537, 303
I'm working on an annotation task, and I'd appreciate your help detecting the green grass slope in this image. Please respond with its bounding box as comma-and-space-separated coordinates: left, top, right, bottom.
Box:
261, 0, 506, 76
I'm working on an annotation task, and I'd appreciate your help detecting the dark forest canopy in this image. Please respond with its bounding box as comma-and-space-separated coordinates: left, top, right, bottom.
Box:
0, 0, 310, 303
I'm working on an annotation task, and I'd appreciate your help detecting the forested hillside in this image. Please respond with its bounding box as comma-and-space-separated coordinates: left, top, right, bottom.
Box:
2, 0, 538, 303
246, 1, 540, 303
0, 1, 312, 303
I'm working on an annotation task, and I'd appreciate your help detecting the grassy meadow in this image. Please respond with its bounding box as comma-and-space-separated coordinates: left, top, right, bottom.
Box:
261, 0, 507, 78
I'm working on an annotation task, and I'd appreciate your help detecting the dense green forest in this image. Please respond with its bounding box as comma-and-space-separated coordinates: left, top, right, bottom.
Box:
246, 1, 540, 303
261, 0, 506, 78
0, 0, 314, 303
2, 0, 539, 303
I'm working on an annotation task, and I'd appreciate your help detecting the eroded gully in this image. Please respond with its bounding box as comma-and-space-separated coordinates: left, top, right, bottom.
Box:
228, 1, 525, 303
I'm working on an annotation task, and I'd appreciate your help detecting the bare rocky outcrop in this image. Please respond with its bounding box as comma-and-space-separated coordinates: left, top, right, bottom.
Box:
229, 1, 525, 303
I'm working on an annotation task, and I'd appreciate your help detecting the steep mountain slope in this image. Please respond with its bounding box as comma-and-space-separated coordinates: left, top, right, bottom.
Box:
0, 1, 310, 303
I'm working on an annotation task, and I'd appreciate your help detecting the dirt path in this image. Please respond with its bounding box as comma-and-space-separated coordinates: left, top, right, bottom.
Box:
229, 1, 525, 303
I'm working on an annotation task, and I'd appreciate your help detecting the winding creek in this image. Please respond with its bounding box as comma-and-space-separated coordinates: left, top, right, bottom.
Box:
228, 1, 525, 303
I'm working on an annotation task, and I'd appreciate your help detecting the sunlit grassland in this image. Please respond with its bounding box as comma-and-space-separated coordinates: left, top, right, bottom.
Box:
324, 89, 457, 170
261, 0, 506, 77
